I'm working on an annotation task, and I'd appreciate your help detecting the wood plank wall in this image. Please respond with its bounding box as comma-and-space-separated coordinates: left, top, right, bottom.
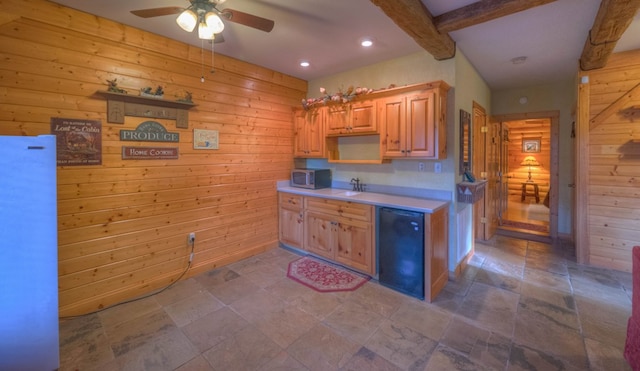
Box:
0, 0, 306, 316
505, 120, 551, 201
578, 49, 640, 272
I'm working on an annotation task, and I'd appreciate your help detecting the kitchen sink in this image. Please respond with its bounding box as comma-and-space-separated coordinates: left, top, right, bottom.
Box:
339, 191, 361, 196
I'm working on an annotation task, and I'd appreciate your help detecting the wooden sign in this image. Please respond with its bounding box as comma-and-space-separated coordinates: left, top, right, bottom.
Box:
120, 121, 179, 142
122, 146, 179, 160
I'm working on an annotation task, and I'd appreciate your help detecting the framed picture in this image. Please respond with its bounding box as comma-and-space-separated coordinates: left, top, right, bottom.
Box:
193, 129, 219, 149
522, 138, 541, 153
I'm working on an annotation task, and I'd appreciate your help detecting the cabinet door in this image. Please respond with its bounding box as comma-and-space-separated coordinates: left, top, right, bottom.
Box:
350, 100, 377, 134
326, 105, 351, 135
406, 91, 436, 158
334, 218, 374, 275
304, 211, 335, 259
279, 194, 304, 248
379, 96, 406, 158
294, 109, 325, 158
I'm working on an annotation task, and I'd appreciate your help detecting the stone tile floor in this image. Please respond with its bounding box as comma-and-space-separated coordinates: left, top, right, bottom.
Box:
59, 236, 633, 370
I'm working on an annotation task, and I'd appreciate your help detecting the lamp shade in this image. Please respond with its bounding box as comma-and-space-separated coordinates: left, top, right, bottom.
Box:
520, 156, 540, 167
176, 9, 198, 32
204, 12, 225, 34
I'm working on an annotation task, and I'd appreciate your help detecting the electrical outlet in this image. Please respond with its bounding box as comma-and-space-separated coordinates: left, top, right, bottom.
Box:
418, 162, 425, 172
188, 232, 195, 245
434, 162, 442, 173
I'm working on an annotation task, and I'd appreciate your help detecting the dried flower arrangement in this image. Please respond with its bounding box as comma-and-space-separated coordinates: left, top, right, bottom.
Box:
302, 86, 374, 110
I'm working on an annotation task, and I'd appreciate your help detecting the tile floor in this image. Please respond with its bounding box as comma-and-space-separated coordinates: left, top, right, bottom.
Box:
59, 236, 633, 370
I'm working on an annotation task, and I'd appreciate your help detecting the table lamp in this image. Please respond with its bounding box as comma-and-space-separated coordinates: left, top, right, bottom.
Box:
520, 155, 540, 182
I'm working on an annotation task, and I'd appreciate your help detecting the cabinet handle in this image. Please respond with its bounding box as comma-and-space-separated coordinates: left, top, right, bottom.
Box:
406, 150, 411, 153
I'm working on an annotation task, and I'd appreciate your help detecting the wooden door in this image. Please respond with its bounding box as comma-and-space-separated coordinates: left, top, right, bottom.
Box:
498, 123, 510, 221
379, 96, 405, 157
485, 121, 501, 238
472, 102, 488, 240
406, 91, 436, 157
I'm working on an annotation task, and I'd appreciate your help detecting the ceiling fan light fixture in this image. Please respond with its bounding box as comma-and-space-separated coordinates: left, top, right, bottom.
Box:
176, 9, 198, 32
204, 12, 225, 34
198, 21, 216, 40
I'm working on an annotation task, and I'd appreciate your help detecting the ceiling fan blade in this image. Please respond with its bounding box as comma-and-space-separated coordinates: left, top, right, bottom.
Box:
220, 8, 275, 32
130, 6, 184, 18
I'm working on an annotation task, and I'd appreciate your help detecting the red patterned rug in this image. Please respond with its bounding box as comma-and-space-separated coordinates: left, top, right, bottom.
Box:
287, 256, 370, 293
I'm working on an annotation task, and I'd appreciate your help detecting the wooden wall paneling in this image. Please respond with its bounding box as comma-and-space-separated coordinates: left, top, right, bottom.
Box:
577, 48, 640, 271
0, 0, 306, 316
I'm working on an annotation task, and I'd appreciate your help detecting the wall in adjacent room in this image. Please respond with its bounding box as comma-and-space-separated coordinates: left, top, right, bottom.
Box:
0, 0, 305, 316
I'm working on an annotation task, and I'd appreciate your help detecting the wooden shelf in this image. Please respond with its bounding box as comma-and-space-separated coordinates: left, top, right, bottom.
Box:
95, 90, 196, 128
96, 90, 196, 109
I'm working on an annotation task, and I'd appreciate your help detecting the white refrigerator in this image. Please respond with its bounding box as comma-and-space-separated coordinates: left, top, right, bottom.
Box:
0, 135, 59, 370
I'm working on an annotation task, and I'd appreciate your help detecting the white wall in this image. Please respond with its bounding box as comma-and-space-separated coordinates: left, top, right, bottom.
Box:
491, 81, 575, 235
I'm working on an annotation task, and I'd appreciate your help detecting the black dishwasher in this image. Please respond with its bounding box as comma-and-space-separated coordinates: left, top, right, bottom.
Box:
378, 207, 425, 299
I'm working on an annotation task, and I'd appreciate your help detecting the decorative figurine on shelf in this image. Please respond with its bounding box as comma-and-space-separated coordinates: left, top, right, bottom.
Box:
176, 91, 193, 103
106, 78, 127, 94
140, 86, 164, 99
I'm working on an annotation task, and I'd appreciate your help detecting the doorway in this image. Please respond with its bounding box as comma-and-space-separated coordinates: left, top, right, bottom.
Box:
500, 118, 550, 235
492, 112, 559, 240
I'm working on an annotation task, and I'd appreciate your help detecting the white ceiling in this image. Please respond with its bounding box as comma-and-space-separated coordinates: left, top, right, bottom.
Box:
49, 0, 640, 90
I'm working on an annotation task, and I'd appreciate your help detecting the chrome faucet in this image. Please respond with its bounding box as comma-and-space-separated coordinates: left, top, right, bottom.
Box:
350, 177, 365, 192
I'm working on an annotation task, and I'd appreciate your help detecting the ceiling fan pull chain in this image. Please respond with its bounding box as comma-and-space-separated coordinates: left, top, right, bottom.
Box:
211, 39, 215, 74
200, 39, 205, 83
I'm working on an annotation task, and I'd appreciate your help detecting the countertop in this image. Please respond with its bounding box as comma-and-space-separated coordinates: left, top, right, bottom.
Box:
278, 186, 449, 214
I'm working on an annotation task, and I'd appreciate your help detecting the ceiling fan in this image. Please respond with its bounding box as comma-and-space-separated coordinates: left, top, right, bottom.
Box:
130, 0, 275, 41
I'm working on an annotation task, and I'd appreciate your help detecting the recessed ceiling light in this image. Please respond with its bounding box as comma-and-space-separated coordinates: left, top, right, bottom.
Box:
361, 39, 373, 47
300, 61, 310, 67
360, 37, 373, 48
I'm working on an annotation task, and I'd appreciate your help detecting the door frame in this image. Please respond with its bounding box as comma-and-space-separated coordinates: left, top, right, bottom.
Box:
491, 111, 560, 240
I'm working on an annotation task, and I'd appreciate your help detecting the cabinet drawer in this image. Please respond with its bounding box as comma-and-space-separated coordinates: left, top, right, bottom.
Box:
279, 193, 303, 209
305, 197, 372, 222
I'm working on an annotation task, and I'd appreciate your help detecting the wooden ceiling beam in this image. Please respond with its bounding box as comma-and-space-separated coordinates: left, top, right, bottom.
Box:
369, 0, 455, 60
580, 0, 640, 71
434, 0, 558, 33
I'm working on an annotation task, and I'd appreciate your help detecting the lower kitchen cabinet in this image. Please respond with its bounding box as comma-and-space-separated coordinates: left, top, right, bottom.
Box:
278, 193, 304, 249
277, 191, 448, 301
305, 197, 375, 275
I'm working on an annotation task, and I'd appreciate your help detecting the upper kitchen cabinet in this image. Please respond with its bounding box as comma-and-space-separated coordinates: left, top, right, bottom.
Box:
380, 81, 449, 159
326, 99, 377, 136
293, 108, 325, 158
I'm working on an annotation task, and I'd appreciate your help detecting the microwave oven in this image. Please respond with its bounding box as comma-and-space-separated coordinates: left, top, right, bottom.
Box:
290, 168, 331, 189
